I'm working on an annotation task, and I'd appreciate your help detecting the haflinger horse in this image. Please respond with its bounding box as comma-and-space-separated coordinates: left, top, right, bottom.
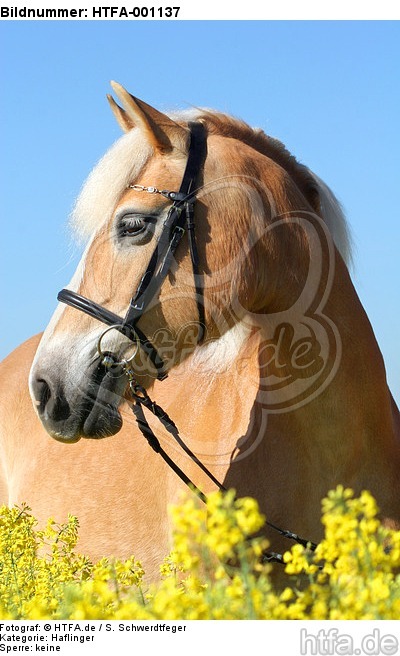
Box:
1, 82, 399, 582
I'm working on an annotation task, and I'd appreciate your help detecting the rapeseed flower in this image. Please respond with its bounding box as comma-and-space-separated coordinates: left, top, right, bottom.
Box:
1, 487, 399, 619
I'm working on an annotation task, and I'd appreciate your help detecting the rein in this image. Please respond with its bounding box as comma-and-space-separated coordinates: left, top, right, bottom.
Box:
57, 121, 317, 565
121, 366, 317, 564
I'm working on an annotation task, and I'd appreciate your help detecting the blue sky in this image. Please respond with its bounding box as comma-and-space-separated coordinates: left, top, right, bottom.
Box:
1, 20, 399, 402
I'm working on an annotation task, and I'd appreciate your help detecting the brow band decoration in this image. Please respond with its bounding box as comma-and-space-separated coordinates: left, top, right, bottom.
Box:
127, 184, 190, 203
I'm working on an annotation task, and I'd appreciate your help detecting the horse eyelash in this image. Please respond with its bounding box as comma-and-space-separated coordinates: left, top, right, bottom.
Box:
116, 213, 158, 240
122, 215, 145, 226
118, 213, 158, 226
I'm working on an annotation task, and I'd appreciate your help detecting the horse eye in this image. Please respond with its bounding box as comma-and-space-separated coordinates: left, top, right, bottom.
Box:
118, 215, 147, 238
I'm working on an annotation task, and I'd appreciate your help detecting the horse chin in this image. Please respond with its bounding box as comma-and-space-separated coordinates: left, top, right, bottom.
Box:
81, 403, 123, 439
44, 403, 123, 443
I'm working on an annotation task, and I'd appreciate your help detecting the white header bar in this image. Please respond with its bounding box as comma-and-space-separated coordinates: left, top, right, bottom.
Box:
1, 1, 399, 20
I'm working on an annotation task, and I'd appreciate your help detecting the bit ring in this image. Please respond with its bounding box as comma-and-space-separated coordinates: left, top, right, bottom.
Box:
97, 324, 139, 369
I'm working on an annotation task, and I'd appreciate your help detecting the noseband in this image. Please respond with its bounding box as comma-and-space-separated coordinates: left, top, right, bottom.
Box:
58, 121, 208, 379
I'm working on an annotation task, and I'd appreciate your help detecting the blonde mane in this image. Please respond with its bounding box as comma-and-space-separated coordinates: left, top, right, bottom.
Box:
71, 107, 352, 265
70, 127, 152, 242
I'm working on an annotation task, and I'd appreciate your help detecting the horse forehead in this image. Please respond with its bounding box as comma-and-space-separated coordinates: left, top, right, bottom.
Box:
108, 162, 190, 220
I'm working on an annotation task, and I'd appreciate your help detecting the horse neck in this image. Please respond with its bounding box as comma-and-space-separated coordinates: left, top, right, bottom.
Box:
151, 248, 400, 512
310, 251, 399, 447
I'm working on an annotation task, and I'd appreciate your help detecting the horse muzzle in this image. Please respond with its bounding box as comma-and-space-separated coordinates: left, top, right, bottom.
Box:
30, 356, 126, 442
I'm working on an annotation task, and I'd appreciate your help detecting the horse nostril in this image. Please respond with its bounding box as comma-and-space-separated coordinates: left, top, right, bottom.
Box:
32, 376, 71, 422
34, 378, 52, 415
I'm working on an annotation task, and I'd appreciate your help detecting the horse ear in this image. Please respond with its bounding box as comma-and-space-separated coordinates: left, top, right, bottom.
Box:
109, 81, 188, 152
107, 94, 135, 132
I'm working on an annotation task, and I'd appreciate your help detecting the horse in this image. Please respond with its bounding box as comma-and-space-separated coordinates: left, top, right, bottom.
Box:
1, 82, 399, 582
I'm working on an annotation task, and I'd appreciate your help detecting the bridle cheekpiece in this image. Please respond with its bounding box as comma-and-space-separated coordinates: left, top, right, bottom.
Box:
57, 121, 207, 380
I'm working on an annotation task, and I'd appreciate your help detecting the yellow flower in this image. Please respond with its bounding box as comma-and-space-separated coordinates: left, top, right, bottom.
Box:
1, 486, 400, 620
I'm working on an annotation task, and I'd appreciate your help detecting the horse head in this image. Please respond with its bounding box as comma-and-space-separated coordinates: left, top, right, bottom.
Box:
29, 83, 349, 443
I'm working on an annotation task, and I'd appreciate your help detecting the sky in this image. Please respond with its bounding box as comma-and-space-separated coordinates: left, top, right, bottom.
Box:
0, 19, 399, 403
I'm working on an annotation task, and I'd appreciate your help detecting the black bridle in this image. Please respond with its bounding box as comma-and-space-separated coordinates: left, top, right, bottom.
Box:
57, 121, 317, 563
58, 121, 208, 380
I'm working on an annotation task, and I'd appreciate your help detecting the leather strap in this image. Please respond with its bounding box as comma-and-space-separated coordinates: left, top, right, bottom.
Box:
57, 122, 207, 379
122, 122, 207, 331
